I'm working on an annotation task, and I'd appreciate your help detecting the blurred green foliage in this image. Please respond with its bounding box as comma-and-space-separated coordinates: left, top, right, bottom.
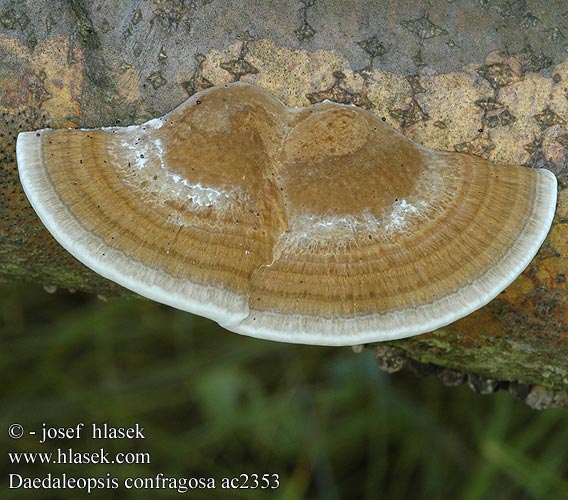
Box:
1, 281, 568, 499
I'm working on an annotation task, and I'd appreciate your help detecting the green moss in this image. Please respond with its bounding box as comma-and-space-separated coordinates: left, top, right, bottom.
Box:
389, 328, 568, 390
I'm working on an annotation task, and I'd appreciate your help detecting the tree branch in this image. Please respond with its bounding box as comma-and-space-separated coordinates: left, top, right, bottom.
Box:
0, 0, 566, 407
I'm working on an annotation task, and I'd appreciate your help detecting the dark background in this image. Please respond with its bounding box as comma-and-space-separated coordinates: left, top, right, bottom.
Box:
1, 282, 567, 499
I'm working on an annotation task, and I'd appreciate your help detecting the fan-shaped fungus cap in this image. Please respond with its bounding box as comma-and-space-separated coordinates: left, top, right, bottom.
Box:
16, 82, 557, 345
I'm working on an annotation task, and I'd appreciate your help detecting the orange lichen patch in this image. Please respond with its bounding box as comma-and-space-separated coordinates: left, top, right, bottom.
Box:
557, 189, 568, 220
227, 39, 353, 106
16, 83, 556, 345
500, 273, 536, 303
452, 308, 508, 344
365, 72, 413, 131
409, 70, 492, 149
196, 39, 395, 112
535, 257, 568, 291
547, 61, 568, 117
0, 35, 83, 124
192, 46, 234, 88
548, 223, 568, 256
494, 74, 555, 163
542, 125, 567, 165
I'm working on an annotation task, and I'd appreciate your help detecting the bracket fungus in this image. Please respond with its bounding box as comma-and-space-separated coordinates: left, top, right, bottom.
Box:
16, 82, 557, 345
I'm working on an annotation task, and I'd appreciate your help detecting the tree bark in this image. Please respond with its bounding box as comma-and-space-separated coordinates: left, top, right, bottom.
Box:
1, 0, 566, 407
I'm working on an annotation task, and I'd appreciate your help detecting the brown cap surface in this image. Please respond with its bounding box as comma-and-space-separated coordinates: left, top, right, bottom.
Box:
16, 82, 557, 345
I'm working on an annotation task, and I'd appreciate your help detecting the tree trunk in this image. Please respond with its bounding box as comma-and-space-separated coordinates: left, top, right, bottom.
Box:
1, 0, 566, 407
